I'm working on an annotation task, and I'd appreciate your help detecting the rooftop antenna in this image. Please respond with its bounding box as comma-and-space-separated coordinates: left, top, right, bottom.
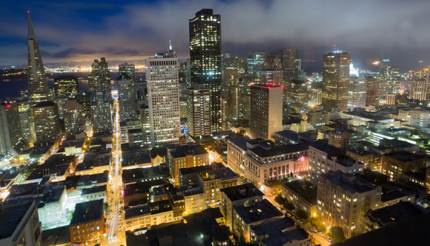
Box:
169, 40, 173, 51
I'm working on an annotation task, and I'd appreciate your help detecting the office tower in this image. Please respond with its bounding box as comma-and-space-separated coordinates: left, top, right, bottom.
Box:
249, 83, 283, 140
54, 75, 79, 99
347, 75, 367, 110
322, 51, 351, 111
145, 48, 180, 145
118, 63, 137, 121
411, 78, 429, 101
189, 9, 222, 134
317, 171, 380, 238
222, 67, 240, 128
2, 102, 34, 152
282, 48, 301, 82
33, 101, 61, 144
246, 52, 266, 83
27, 11, 51, 103
119, 63, 136, 79
88, 58, 112, 134
0, 106, 13, 156
63, 99, 86, 136
187, 88, 211, 137
365, 76, 379, 107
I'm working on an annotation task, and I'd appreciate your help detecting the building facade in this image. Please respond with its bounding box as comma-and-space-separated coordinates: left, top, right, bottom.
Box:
189, 9, 222, 134
322, 51, 351, 111
145, 50, 180, 145
249, 83, 283, 140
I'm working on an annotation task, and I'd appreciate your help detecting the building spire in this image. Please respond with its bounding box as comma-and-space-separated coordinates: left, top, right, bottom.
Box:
26, 10, 50, 103
169, 40, 173, 51
27, 10, 35, 40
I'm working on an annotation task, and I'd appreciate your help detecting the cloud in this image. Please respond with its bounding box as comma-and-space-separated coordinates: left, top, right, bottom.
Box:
1, 0, 430, 69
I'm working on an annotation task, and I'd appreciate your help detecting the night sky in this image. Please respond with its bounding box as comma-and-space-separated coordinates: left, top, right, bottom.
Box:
1, 0, 430, 71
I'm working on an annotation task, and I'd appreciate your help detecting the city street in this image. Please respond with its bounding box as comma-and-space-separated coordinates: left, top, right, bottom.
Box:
106, 94, 126, 245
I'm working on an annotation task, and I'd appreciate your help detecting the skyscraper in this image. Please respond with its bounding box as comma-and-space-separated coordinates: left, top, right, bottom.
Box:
27, 11, 51, 103
0, 106, 13, 156
189, 9, 222, 134
33, 101, 61, 144
117, 63, 137, 121
249, 83, 283, 140
145, 47, 180, 145
54, 75, 79, 99
322, 51, 351, 111
187, 88, 211, 137
89, 58, 112, 134
281, 48, 301, 82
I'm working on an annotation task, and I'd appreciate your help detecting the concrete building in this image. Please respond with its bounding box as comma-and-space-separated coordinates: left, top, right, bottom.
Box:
32, 101, 61, 144
226, 135, 309, 186
187, 88, 211, 137
322, 51, 351, 111
89, 57, 112, 134
179, 163, 241, 208
145, 49, 180, 145
308, 141, 363, 181
69, 199, 106, 245
249, 83, 283, 140
167, 144, 209, 186
316, 171, 381, 238
0, 201, 42, 246
189, 9, 222, 133
0, 106, 13, 156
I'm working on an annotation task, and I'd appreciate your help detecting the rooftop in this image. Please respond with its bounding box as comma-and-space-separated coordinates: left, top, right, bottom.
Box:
251, 217, 308, 246
0, 201, 35, 239
169, 144, 207, 158
235, 199, 283, 224
283, 180, 317, 204
122, 165, 169, 184
384, 151, 426, 162
221, 183, 263, 202
70, 199, 104, 225
322, 171, 377, 194
367, 202, 425, 226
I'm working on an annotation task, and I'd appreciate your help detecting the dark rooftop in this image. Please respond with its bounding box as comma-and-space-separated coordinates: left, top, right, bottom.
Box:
367, 202, 425, 227
126, 208, 230, 246
70, 199, 104, 225
221, 183, 263, 202
283, 180, 317, 204
122, 165, 169, 185
384, 151, 426, 162
322, 171, 377, 194
335, 214, 430, 246
169, 144, 207, 158
235, 199, 283, 224
251, 217, 308, 246
0, 201, 35, 239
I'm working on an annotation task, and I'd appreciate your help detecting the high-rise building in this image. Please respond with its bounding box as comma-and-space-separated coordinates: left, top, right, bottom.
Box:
249, 83, 283, 140
145, 48, 180, 145
2, 102, 34, 152
365, 76, 379, 107
118, 63, 137, 121
89, 58, 112, 134
187, 88, 211, 137
322, 51, 351, 111
348, 75, 367, 110
222, 67, 240, 128
316, 171, 381, 238
54, 75, 79, 99
63, 99, 86, 136
411, 78, 429, 101
282, 48, 301, 82
32, 101, 61, 144
26, 11, 51, 103
0, 106, 13, 156
189, 9, 222, 134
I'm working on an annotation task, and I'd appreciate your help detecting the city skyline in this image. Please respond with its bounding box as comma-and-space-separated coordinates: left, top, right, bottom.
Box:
1, 0, 430, 70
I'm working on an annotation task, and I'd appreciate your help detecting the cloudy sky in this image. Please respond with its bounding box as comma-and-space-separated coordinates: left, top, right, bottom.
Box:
1, 0, 429, 70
